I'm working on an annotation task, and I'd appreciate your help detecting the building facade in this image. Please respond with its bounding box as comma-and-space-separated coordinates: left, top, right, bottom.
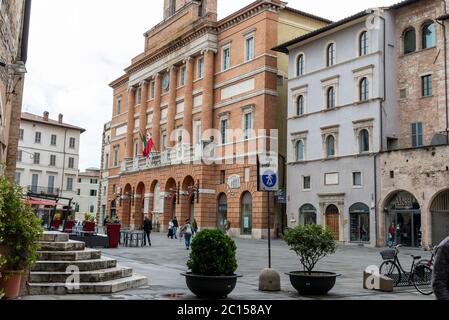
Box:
74, 168, 100, 221
98, 121, 112, 225
0, 0, 31, 180
16, 111, 85, 204
275, 9, 397, 246
106, 0, 330, 238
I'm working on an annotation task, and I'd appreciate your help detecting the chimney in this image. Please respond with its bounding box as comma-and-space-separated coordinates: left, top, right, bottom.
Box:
58, 114, 63, 124
43, 111, 49, 121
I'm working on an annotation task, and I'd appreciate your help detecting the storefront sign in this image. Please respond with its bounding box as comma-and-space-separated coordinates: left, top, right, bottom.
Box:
394, 194, 414, 209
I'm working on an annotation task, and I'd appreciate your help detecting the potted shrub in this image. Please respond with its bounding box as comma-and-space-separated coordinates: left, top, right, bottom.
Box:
284, 224, 338, 295
181, 229, 241, 299
0, 177, 43, 299
83, 213, 96, 232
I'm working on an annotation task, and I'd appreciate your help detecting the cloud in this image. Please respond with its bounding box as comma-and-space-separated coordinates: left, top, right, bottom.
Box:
22, 0, 397, 171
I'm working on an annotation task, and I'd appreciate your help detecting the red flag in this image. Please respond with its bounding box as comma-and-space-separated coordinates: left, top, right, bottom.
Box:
143, 131, 154, 158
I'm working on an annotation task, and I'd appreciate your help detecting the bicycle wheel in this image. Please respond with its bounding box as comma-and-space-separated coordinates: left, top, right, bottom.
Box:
380, 260, 401, 285
412, 264, 433, 296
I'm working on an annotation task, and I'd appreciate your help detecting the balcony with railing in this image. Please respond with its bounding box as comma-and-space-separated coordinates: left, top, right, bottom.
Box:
27, 186, 60, 196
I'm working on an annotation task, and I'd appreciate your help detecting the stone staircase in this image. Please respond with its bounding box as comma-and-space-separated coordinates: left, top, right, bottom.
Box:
28, 232, 148, 295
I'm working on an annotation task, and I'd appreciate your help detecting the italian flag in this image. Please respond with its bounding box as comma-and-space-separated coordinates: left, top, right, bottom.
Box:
141, 131, 154, 158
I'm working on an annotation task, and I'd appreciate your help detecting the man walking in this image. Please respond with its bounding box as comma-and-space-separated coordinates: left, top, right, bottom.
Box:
172, 216, 179, 239
143, 215, 152, 247
432, 236, 449, 300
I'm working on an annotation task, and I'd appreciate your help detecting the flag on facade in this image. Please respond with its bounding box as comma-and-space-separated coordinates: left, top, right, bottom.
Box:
141, 131, 154, 158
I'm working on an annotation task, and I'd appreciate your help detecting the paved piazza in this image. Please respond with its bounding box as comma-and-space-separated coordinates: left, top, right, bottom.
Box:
23, 233, 435, 300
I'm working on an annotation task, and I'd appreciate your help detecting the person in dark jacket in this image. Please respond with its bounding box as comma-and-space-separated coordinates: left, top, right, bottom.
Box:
143, 215, 152, 247
172, 217, 179, 239
432, 236, 449, 300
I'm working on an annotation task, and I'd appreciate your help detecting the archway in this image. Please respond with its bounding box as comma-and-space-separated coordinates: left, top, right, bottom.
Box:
122, 184, 132, 227
164, 178, 178, 227
430, 189, 449, 245
325, 204, 340, 241
241, 192, 253, 235
384, 190, 421, 247
217, 193, 228, 231
299, 204, 317, 225
349, 203, 370, 243
134, 182, 145, 229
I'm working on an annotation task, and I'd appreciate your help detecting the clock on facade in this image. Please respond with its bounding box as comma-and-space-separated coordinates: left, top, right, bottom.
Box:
162, 73, 170, 91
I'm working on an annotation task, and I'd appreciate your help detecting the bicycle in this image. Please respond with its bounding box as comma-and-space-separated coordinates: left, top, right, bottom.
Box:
379, 245, 436, 295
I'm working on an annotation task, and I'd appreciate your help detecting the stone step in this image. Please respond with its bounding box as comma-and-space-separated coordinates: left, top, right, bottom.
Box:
38, 248, 102, 261
28, 274, 148, 295
31, 257, 117, 272
40, 232, 69, 243
38, 240, 85, 252
29, 266, 133, 283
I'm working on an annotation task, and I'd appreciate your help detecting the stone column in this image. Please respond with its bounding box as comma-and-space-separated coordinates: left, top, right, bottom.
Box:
167, 66, 178, 148
201, 49, 215, 141
183, 58, 194, 145
126, 87, 136, 159
153, 74, 162, 151
138, 80, 148, 156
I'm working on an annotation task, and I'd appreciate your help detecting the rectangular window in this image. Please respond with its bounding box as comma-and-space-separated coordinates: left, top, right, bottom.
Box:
150, 81, 155, 99
69, 137, 76, 149
197, 58, 204, 79
411, 122, 424, 147
220, 118, 228, 144
77, 189, 81, 195
220, 170, 226, 184
31, 174, 39, 192
161, 131, 167, 151
17, 150, 22, 162
180, 65, 186, 86
19, 129, 24, 141
78, 178, 82, 183
243, 112, 254, 140
104, 153, 109, 170
49, 155, 56, 166
48, 176, 55, 194
90, 179, 98, 184
66, 177, 73, 191
136, 87, 142, 105
68, 157, 75, 169
117, 96, 122, 114
51, 134, 57, 146
194, 121, 202, 146
34, 153, 40, 165
35, 132, 41, 143
245, 36, 255, 61
353, 172, 362, 187
422, 75, 432, 97
90, 190, 97, 197
113, 146, 119, 167
325, 172, 339, 185
222, 46, 231, 71
15, 172, 21, 185
303, 176, 311, 190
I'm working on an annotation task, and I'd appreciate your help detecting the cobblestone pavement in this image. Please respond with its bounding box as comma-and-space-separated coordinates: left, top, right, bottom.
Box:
22, 232, 435, 300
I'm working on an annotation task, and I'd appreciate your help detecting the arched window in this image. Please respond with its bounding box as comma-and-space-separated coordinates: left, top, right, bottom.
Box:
359, 31, 368, 56
297, 54, 305, 76
295, 140, 304, 161
297, 95, 305, 116
326, 43, 335, 66
359, 129, 370, 153
326, 135, 335, 157
299, 204, 317, 225
422, 21, 436, 49
241, 192, 252, 235
403, 27, 416, 54
359, 77, 369, 101
327, 87, 335, 109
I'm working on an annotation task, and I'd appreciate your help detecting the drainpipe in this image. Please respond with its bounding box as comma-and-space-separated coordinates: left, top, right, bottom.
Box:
437, 0, 449, 145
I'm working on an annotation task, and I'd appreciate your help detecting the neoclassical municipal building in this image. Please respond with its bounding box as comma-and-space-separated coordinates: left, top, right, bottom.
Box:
105, 0, 330, 238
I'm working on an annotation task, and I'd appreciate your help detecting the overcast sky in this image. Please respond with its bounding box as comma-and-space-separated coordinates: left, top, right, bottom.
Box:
22, 0, 398, 171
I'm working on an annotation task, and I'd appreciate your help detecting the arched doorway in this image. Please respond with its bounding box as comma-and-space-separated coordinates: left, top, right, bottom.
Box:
217, 193, 228, 231
182, 176, 195, 223
349, 203, 370, 243
385, 191, 421, 247
134, 182, 145, 228
325, 204, 340, 241
430, 189, 449, 245
241, 192, 252, 235
122, 184, 132, 227
165, 178, 177, 222
299, 204, 317, 225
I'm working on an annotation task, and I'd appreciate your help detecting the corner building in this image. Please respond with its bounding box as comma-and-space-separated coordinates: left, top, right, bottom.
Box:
107, 0, 329, 238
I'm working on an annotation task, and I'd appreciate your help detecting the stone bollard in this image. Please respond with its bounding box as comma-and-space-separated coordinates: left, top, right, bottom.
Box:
259, 268, 281, 292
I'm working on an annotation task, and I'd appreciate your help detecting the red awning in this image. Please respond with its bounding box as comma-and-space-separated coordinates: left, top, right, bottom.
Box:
26, 199, 64, 206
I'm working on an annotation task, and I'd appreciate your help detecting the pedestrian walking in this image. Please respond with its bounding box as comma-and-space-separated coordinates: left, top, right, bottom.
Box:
172, 216, 179, 239
192, 218, 198, 236
167, 219, 174, 239
432, 236, 449, 300
143, 215, 152, 247
180, 219, 193, 250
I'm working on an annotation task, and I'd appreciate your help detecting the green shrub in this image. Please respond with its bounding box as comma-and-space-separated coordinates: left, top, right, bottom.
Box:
0, 176, 43, 271
187, 229, 237, 276
84, 213, 96, 222
284, 224, 337, 274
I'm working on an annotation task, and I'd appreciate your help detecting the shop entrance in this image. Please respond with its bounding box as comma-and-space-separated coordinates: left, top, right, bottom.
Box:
430, 189, 449, 245
325, 204, 340, 241
217, 193, 228, 231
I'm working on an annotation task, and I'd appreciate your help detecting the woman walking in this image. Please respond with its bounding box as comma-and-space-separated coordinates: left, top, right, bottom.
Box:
167, 219, 174, 239
181, 219, 193, 250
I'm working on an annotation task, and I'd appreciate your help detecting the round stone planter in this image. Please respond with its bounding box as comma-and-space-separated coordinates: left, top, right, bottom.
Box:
287, 271, 340, 296
181, 273, 242, 299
